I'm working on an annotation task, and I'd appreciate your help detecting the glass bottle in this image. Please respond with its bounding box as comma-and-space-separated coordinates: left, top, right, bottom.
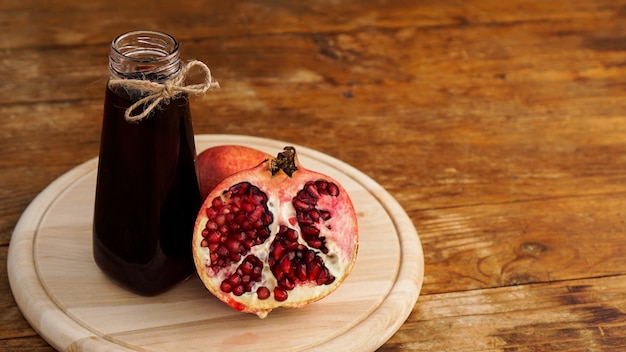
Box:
93, 30, 202, 295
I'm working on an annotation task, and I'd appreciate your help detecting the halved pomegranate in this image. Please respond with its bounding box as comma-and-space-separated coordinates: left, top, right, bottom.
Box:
197, 145, 271, 199
192, 146, 359, 318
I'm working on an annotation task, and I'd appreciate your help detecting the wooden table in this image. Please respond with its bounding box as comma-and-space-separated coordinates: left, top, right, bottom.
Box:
2, 0, 626, 350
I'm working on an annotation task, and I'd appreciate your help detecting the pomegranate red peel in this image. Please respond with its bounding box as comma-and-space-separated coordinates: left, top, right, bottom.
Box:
193, 146, 359, 318
197, 145, 271, 199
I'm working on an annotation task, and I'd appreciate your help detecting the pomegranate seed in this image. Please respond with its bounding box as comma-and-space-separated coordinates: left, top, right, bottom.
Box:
280, 256, 292, 275
226, 239, 240, 253
286, 228, 298, 241
293, 199, 311, 211
296, 192, 315, 205
212, 198, 223, 208
220, 281, 232, 293
206, 208, 217, 218
279, 277, 295, 290
309, 211, 321, 222
274, 288, 288, 302
315, 180, 328, 195
244, 282, 254, 292
249, 208, 261, 222
242, 202, 255, 213
307, 238, 323, 249
307, 262, 321, 280
233, 285, 245, 296
241, 203, 252, 213
229, 274, 241, 286
232, 232, 244, 241
272, 244, 284, 261
257, 286, 270, 300
240, 260, 253, 274
300, 225, 319, 237
257, 229, 270, 241
217, 246, 228, 257
296, 263, 307, 281
296, 213, 312, 225
304, 250, 315, 263
316, 269, 335, 285
305, 182, 320, 199
231, 182, 250, 195
326, 183, 339, 196
206, 231, 219, 243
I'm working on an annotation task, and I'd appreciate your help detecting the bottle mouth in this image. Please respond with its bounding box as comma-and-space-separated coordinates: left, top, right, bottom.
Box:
109, 30, 181, 81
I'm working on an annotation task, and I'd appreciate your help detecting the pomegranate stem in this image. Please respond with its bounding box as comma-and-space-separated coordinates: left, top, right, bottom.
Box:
271, 146, 298, 177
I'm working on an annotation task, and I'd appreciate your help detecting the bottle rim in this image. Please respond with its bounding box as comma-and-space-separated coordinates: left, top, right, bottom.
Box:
109, 30, 181, 80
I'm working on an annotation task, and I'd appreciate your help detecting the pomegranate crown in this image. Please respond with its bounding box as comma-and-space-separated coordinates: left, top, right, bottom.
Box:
270, 146, 298, 177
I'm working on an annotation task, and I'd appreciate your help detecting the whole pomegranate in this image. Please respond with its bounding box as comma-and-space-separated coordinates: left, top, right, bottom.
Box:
192, 146, 359, 318
197, 145, 271, 199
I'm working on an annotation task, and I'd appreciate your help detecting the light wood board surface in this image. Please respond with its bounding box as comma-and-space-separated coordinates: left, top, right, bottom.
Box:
8, 134, 424, 352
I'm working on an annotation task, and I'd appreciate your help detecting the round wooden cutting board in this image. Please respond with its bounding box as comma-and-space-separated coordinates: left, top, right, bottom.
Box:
8, 135, 424, 352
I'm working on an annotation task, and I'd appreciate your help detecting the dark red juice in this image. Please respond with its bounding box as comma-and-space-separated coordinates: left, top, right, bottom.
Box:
93, 85, 202, 295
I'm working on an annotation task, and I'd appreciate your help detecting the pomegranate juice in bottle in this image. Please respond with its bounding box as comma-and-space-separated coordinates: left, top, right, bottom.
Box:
93, 31, 202, 295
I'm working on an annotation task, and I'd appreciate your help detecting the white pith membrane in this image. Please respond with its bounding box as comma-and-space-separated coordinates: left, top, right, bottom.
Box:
193, 158, 358, 319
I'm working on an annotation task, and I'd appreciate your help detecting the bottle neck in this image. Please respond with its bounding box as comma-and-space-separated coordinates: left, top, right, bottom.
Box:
109, 30, 182, 82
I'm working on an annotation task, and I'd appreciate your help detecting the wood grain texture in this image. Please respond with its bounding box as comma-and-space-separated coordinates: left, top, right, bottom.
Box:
418, 193, 626, 293
0, 247, 38, 340
2, 0, 626, 350
380, 275, 626, 351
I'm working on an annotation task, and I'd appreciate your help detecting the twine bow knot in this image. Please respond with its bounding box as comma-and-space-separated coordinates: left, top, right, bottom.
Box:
108, 60, 220, 122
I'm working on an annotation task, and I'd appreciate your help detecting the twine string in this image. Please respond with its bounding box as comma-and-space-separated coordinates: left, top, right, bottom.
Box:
108, 60, 220, 122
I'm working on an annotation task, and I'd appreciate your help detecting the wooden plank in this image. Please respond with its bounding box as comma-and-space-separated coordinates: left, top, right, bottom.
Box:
0, 247, 40, 340
381, 275, 626, 351
0, 0, 625, 107
417, 192, 626, 294
0, 0, 622, 51
0, 337, 53, 352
